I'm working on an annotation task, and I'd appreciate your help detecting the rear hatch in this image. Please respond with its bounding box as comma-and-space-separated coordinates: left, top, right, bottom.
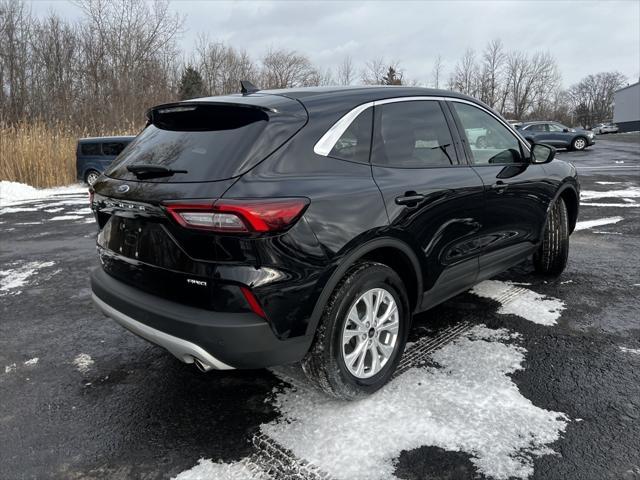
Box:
92, 94, 307, 310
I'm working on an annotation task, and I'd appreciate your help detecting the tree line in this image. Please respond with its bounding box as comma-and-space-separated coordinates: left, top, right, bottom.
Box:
1, 0, 629, 132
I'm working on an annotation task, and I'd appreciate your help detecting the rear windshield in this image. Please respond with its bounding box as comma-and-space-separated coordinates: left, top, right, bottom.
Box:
105, 100, 306, 182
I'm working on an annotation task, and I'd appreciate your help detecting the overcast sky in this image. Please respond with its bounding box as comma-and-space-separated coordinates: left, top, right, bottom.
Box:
31, 0, 640, 87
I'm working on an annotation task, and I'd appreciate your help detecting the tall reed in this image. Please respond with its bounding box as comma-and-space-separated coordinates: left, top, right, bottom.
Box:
0, 121, 138, 188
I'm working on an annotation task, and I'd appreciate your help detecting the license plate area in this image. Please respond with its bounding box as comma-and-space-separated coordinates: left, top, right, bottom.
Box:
112, 217, 142, 259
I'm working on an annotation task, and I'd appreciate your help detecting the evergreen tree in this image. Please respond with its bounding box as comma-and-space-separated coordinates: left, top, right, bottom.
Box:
381, 67, 402, 85
178, 66, 205, 100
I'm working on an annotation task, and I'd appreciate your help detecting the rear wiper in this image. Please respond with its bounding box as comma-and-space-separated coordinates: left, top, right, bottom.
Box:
126, 164, 188, 179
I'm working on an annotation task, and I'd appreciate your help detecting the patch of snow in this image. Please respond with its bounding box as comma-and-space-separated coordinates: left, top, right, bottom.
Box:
49, 215, 83, 221
44, 207, 64, 213
73, 353, 94, 373
622, 198, 636, 203
14, 221, 41, 225
470, 280, 564, 326
619, 346, 640, 355
0, 181, 86, 207
595, 181, 621, 185
581, 187, 640, 200
44, 198, 90, 207
261, 326, 568, 480
69, 207, 92, 215
173, 459, 261, 480
592, 231, 622, 235
614, 160, 624, 164
24, 358, 39, 366
574, 216, 623, 231
581, 202, 640, 208
0, 261, 56, 294
0, 206, 40, 214
560, 280, 573, 284
5, 363, 17, 374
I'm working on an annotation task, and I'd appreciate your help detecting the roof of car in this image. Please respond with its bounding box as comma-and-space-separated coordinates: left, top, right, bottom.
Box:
188, 86, 485, 114
78, 135, 136, 142
519, 121, 556, 125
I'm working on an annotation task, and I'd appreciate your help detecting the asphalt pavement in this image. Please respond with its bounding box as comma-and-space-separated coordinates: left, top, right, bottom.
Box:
1, 137, 639, 480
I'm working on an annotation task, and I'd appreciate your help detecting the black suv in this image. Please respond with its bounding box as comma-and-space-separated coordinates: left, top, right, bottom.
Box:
90, 85, 579, 399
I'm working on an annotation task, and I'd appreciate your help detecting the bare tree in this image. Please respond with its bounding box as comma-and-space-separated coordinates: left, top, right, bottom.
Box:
567, 71, 626, 126
194, 36, 257, 95
337, 55, 354, 86
260, 48, 317, 89
449, 48, 479, 97
306, 66, 334, 87
504, 50, 560, 119
478, 39, 505, 109
361, 57, 386, 85
431, 54, 443, 89
362, 57, 403, 85
0, 0, 32, 122
75, 0, 183, 127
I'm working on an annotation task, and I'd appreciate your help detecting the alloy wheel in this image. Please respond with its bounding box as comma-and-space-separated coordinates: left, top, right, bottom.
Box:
86, 171, 99, 186
341, 287, 399, 379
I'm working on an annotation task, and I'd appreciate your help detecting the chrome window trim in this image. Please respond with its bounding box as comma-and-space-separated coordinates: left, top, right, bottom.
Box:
313, 95, 530, 157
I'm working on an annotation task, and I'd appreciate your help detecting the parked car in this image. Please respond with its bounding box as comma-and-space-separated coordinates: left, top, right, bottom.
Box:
90, 85, 580, 399
76, 136, 135, 185
516, 121, 595, 151
592, 123, 619, 134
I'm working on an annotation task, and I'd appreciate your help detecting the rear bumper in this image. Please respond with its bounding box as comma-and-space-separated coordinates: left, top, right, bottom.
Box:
91, 268, 313, 369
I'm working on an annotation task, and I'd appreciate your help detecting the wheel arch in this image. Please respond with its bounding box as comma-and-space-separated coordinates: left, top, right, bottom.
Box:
306, 237, 423, 337
552, 183, 579, 234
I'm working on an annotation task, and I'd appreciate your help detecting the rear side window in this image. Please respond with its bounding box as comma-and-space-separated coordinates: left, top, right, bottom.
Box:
371, 101, 456, 168
102, 142, 127, 156
525, 124, 546, 132
106, 102, 306, 182
81, 143, 101, 156
328, 108, 372, 163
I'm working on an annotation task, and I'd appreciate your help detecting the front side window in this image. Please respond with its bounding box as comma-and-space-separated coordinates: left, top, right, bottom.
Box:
328, 108, 372, 163
81, 143, 101, 156
371, 100, 456, 168
452, 102, 524, 165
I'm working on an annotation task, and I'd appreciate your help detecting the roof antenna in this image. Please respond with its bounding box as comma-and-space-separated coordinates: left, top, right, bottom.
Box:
240, 80, 260, 95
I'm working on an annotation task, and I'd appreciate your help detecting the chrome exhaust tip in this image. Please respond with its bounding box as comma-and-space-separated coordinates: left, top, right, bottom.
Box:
193, 357, 211, 372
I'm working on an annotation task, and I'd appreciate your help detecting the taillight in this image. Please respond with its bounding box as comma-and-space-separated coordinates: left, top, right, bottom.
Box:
163, 198, 310, 233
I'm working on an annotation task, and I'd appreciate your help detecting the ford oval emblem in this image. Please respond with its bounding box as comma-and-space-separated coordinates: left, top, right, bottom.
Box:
117, 184, 130, 194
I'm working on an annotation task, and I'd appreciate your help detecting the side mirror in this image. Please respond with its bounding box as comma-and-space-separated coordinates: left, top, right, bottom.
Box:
562, 128, 570, 133
531, 143, 556, 164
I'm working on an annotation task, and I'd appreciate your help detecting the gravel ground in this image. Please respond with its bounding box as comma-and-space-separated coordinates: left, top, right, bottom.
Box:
1, 138, 639, 480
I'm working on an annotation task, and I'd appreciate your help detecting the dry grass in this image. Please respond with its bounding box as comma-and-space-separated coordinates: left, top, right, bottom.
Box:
0, 121, 138, 188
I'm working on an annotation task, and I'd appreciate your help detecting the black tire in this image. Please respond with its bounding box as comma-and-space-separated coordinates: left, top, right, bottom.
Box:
301, 261, 410, 400
534, 197, 569, 276
85, 169, 100, 186
571, 136, 587, 151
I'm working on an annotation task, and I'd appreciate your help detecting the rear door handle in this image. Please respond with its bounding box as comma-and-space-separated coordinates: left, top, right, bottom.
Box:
491, 181, 508, 193
395, 193, 425, 206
